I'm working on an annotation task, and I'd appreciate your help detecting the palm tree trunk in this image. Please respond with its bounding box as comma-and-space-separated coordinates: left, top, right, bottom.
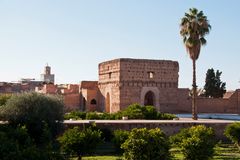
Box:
192, 59, 198, 120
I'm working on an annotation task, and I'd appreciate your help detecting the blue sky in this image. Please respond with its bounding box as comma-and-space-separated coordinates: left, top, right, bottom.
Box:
0, 0, 240, 90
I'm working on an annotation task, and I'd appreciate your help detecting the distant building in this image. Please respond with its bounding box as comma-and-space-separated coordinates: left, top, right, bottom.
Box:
0, 64, 56, 94
0, 79, 43, 94
40, 64, 55, 84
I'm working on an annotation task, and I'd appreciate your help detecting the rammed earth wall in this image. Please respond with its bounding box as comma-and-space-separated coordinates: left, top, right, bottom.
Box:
64, 120, 235, 140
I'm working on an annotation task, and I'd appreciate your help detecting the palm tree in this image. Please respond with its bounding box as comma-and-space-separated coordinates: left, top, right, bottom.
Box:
180, 8, 211, 120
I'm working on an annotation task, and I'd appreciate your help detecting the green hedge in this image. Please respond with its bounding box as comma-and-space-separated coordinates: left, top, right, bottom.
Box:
64, 111, 87, 120
64, 104, 176, 120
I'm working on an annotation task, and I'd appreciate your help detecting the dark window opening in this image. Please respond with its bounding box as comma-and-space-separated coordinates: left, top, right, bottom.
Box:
90, 99, 97, 105
109, 72, 112, 79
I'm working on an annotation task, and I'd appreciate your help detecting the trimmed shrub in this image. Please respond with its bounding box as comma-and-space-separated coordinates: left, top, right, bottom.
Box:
122, 104, 145, 119
170, 125, 216, 160
64, 104, 176, 120
58, 126, 102, 159
143, 105, 158, 119
121, 104, 176, 120
112, 129, 129, 153
157, 113, 177, 120
86, 112, 103, 120
121, 128, 170, 160
224, 122, 240, 150
64, 111, 86, 120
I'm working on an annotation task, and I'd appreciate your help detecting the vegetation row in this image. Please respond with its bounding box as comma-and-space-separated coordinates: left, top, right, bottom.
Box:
64, 104, 176, 120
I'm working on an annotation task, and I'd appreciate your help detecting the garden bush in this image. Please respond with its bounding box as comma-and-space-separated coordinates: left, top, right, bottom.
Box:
224, 122, 240, 150
86, 112, 101, 120
64, 111, 86, 120
121, 104, 176, 120
121, 104, 145, 119
58, 126, 102, 160
143, 105, 158, 119
121, 128, 170, 160
170, 125, 216, 160
112, 129, 129, 153
157, 113, 177, 120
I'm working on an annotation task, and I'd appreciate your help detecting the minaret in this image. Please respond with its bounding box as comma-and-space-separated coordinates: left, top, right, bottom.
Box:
41, 64, 55, 84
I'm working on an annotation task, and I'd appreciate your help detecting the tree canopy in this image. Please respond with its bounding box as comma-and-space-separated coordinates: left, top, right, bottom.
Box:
180, 8, 211, 61
0, 92, 64, 145
58, 126, 102, 160
204, 68, 226, 98
121, 128, 170, 160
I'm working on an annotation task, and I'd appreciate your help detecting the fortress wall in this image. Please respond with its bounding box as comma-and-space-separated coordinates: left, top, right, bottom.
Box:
176, 88, 191, 113
98, 59, 121, 83
227, 90, 240, 113
98, 60, 121, 113
92, 58, 240, 114
65, 120, 233, 140
80, 81, 98, 90
79, 81, 99, 111
197, 98, 229, 113
119, 58, 179, 83
197, 90, 240, 114
98, 83, 120, 113
64, 94, 80, 111
175, 89, 240, 114
119, 85, 142, 110
118, 59, 179, 111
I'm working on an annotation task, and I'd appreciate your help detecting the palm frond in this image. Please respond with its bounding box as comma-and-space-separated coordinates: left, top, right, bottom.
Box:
200, 37, 207, 45
180, 8, 211, 49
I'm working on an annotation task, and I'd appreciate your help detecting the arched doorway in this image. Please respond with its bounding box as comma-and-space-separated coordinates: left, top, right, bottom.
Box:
144, 91, 155, 106
105, 93, 110, 112
90, 99, 97, 111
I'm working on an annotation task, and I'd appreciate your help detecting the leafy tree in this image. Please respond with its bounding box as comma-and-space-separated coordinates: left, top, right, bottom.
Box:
180, 8, 211, 120
0, 125, 42, 160
121, 128, 170, 160
170, 125, 216, 160
224, 122, 240, 150
204, 68, 226, 98
58, 126, 102, 160
0, 92, 64, 145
